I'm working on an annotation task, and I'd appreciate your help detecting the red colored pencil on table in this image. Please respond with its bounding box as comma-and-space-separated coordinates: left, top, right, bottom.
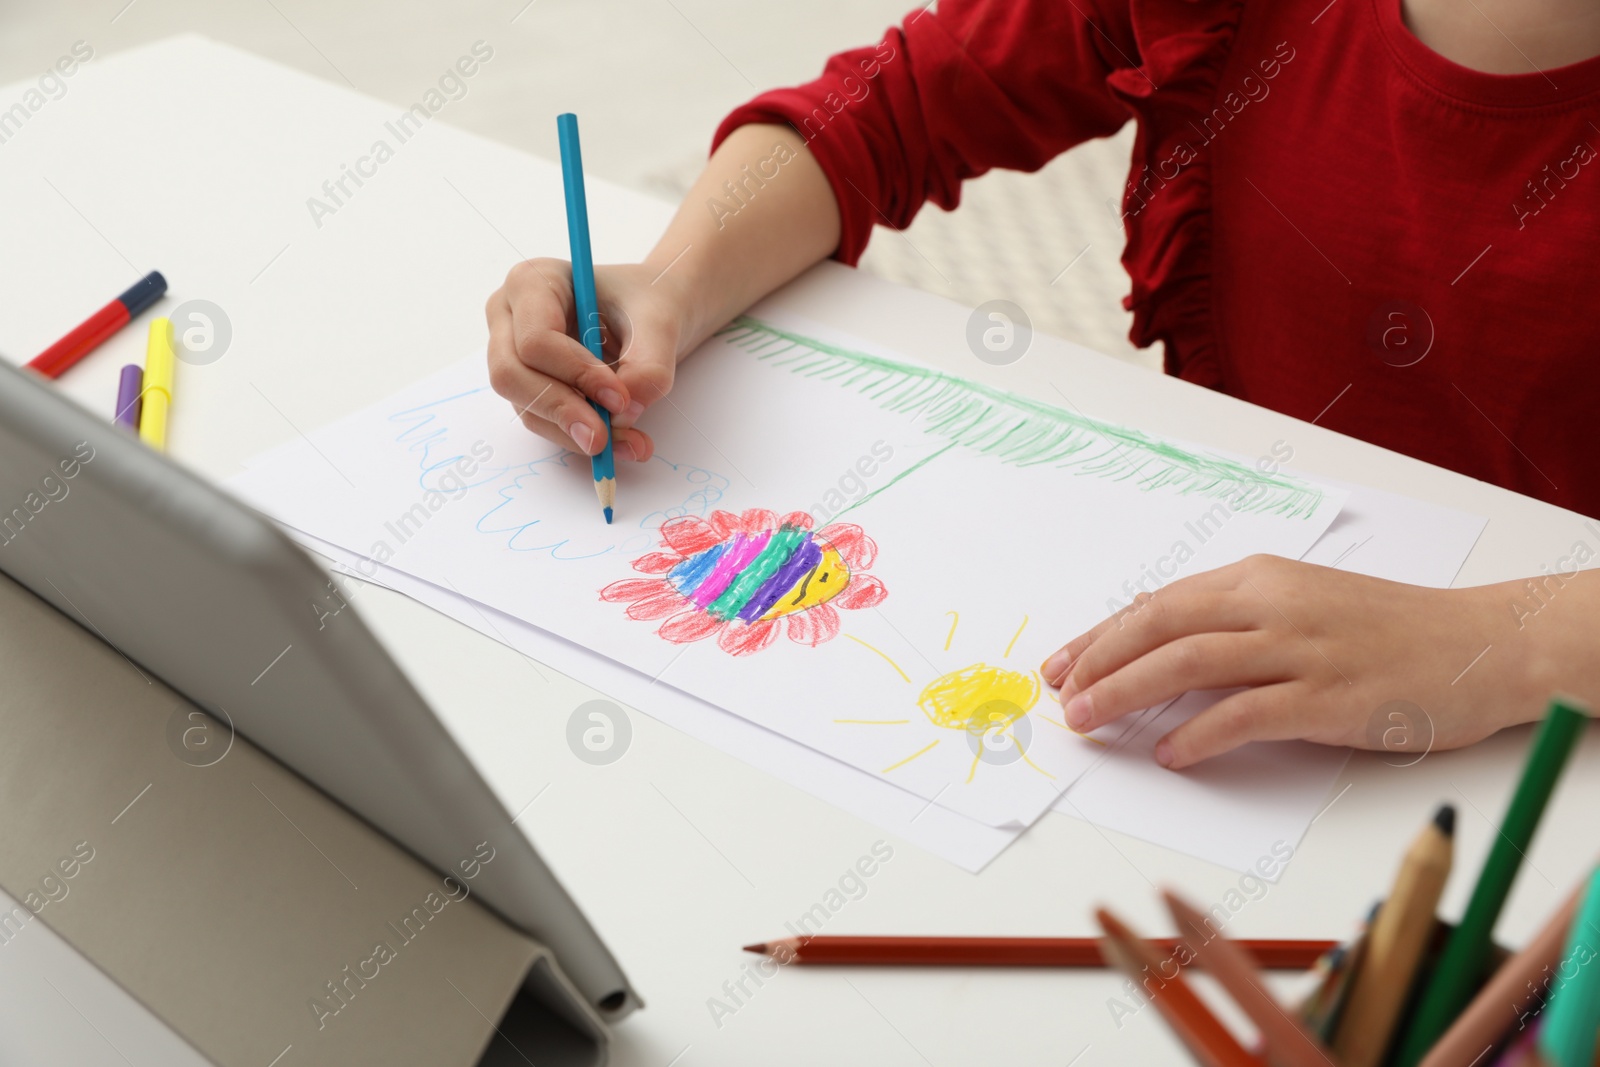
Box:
26, 271, 167, 379
742, 935, 1336, 970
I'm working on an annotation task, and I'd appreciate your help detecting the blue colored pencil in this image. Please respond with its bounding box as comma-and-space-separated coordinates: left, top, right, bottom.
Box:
556, 112, 617, 524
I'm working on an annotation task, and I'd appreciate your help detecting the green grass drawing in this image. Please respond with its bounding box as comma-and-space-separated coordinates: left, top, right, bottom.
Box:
715, 316, 1324, 519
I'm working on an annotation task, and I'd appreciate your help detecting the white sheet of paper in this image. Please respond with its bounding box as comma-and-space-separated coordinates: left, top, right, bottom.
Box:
229, 312, 1347, 827
276, 477, 1483, 875
1054, 484, 1487, 873
284, 529, 1022, 872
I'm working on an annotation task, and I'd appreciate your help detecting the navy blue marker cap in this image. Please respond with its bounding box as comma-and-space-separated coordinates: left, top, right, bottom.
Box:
116, 270, 167, 317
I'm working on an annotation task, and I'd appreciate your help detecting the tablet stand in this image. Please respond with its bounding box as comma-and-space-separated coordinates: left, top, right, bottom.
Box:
0, 572, 609, 1067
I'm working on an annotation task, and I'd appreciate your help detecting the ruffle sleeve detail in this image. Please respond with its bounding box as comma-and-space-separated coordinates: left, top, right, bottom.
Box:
1107, 0, 1245, 386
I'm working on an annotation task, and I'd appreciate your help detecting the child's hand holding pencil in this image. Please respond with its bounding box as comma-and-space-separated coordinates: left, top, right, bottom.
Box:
487, 123, 841, 478
486, 257, 673, 466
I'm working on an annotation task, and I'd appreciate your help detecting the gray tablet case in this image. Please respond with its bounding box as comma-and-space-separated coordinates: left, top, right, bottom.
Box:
0, 357, 637, 1066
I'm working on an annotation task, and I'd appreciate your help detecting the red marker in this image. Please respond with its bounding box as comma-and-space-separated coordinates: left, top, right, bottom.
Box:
26, 271, 167, 379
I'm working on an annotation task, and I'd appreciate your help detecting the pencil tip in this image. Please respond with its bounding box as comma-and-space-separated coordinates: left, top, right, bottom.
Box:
604, 507, 613, 524
1161, 889, 1201, 928
741, 943, 766, 954
1434, 803, 1456, 837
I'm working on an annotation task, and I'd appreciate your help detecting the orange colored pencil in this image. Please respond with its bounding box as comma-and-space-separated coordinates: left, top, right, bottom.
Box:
1164, 891, 1333, 1067
1096, 908, 1265, 1067
741, 935, 1335, 969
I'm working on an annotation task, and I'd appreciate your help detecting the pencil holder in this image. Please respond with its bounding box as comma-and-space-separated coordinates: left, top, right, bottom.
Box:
1297, 908, 1512, 1053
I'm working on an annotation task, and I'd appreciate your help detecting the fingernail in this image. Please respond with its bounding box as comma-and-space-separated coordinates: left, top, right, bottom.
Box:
614, 440, 636, 462
1064, 692, 1092, 730
598, 388, 626, 413
1155, 739, 1175, 768
568, 422, 595, 453
1042, 651, 1071, 683
624, 401, 645, 421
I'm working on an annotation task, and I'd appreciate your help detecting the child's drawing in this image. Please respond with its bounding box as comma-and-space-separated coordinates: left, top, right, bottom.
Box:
477, 452, 729, 559
718, 317, 1325, 519
842, 613, 1104, 784
600, 507, 888, 656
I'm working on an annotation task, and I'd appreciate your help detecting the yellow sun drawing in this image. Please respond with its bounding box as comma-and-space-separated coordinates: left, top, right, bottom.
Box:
837, 613, 1104, 784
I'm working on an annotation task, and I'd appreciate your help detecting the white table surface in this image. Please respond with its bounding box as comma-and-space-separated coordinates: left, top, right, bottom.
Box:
4, 36, 1599, 1067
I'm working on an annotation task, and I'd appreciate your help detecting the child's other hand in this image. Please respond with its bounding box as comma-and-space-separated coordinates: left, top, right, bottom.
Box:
486, 259, 686, 462
1039, 555, 1537, 768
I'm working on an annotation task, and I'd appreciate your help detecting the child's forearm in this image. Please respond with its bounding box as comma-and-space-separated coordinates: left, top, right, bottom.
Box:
1500, 566, 1600, 715
641, 123, 842, 356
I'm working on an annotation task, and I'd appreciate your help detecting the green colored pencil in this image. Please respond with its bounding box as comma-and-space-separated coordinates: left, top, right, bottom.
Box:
1393, 697, 1589, 1067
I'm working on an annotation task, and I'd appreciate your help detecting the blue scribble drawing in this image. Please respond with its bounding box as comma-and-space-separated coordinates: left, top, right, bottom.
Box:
636, 459, 731, 532
476, 451, 730, 560
387, 388, 507, 494
383, 382, 729, 562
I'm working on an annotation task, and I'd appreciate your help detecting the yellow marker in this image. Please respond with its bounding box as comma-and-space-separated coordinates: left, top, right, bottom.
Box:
139, 317, 174, 451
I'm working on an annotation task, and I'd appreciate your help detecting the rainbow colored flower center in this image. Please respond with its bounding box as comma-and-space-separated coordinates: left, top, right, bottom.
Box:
666, 523, 849, 624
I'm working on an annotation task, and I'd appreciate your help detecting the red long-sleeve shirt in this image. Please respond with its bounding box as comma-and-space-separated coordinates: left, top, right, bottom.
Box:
714, 0, 1600, 517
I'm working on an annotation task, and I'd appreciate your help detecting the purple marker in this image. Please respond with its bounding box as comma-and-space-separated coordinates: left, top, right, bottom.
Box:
114, 363, 143, 430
